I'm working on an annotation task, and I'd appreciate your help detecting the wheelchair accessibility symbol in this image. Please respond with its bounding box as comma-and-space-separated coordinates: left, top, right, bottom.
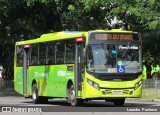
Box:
118, 65, 125, 73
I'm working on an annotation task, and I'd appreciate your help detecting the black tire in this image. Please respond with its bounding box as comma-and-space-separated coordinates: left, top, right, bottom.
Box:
32, 84, 40, 104
68, 85, 83, 106
41, 97, 48, 104
113, 98, 125, 106
32, 84, 48, 104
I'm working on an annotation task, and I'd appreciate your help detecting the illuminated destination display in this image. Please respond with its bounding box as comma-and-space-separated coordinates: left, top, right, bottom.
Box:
91, 33, 134, 41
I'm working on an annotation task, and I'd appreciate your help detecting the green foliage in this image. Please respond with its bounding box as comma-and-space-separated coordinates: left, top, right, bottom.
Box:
26, 0, 51, 6
0, 0, 160, 79
0, 0, 60, 79
148, 21, 159, 29
54, 0, 109, 30
68, 5, 75, 11
143, 51, 154, 64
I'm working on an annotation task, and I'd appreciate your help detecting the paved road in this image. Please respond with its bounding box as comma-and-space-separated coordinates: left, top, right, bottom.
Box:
0, 96, 160, 114
0, 96, 160, 106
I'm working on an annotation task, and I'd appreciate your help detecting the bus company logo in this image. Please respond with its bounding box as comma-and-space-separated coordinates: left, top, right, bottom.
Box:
2, 107, 12, 112
35, 72, 48, 77
58, 71, 66, 76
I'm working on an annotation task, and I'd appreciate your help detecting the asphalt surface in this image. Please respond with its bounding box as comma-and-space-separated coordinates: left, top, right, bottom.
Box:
0, 96, 160, 106
0, 96, 160, 114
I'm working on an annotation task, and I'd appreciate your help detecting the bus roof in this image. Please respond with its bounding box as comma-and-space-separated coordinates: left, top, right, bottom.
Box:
90, 29, 133, 33
16, 31, 86, 45
16, 29, 134, 45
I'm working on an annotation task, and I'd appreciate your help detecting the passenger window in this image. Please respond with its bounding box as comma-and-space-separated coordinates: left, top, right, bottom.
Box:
47, 42, 55, 64
55, 41, 65, 64
39, 43, 47, 65
30, 44, 38, 65
65, 40, 75, 64
16, 46, 23, 66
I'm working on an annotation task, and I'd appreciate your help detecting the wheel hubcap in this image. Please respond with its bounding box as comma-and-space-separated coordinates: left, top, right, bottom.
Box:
70, 89, 75, 105
32, 89, 37, 100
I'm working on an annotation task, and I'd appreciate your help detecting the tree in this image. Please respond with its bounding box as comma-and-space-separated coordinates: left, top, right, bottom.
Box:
0, 0, 159, 79
0, 0, 60, 80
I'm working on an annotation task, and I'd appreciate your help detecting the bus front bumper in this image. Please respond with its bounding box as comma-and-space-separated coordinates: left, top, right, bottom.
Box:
82, 83, 142, 99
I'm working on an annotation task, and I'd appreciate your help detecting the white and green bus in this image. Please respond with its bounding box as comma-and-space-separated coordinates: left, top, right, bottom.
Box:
14, 29, 142, 106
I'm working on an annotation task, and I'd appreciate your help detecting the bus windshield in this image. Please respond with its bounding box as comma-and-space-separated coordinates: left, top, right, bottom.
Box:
87, 44, 140, 73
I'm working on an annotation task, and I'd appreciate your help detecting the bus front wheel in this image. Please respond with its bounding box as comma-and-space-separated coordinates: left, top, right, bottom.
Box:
68, 85, 83, 106
113, 98, 125, 106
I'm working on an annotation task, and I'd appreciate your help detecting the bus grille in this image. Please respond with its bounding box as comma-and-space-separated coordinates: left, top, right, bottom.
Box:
122, 90, 130, 94
105, 90, 112, 94
103, 89, 130, 95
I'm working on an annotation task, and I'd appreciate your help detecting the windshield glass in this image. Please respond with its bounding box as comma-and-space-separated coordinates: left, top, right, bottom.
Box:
87, 44, 140, 73
117, 45, 140, 73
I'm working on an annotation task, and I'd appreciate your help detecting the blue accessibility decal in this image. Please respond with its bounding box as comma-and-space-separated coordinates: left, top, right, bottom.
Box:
117, 65, 125, 73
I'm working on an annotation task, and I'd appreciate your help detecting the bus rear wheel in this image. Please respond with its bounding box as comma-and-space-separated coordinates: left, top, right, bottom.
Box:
68, 85, 83, 106
113, 98, 125, 106
32, 84, 48, 104
32, 83, 40, 104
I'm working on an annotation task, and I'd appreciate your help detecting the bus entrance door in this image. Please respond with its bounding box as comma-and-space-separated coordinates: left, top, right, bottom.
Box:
23, 45, 30, 97
75, 38, 84, 97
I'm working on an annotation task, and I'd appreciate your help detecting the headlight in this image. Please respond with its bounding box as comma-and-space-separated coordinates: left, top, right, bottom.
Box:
134, 80, 142, 90
87, 79, 100, 90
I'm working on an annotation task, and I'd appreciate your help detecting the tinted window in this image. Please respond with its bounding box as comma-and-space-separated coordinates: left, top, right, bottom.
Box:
65, 39, 75, 64
16, 46, 23, 66
30, 44, 38, 65
47, 42, 55, 64
39, 43, 47, 65
55, 41, 65, 64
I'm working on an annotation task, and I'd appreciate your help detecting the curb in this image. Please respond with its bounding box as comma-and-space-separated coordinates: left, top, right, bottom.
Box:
126, 98, 160, 102
153, 99, 160, 102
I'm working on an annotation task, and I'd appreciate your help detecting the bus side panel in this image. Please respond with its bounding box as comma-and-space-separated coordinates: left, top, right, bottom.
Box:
46, 65, 61, 97
28, 64, 74, 98
52, 64, 74, 97
14, 67, 23, 95
46, 65, 55, 97
28, 65, 70, 97
28, 66, 49, 96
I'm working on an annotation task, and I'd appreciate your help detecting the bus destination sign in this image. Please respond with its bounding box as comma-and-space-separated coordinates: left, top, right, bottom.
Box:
93, 33, 133, 41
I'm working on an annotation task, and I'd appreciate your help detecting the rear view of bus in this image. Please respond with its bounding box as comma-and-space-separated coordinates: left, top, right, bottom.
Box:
82, 29, 142, 106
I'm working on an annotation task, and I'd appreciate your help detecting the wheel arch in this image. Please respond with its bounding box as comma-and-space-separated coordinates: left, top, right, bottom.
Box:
32, 79, 37, 86
31, 79, 37, 93
66, 79, 73, 96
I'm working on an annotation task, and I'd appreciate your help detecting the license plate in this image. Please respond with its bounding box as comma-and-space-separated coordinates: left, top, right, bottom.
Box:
113, 91, 122, 95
